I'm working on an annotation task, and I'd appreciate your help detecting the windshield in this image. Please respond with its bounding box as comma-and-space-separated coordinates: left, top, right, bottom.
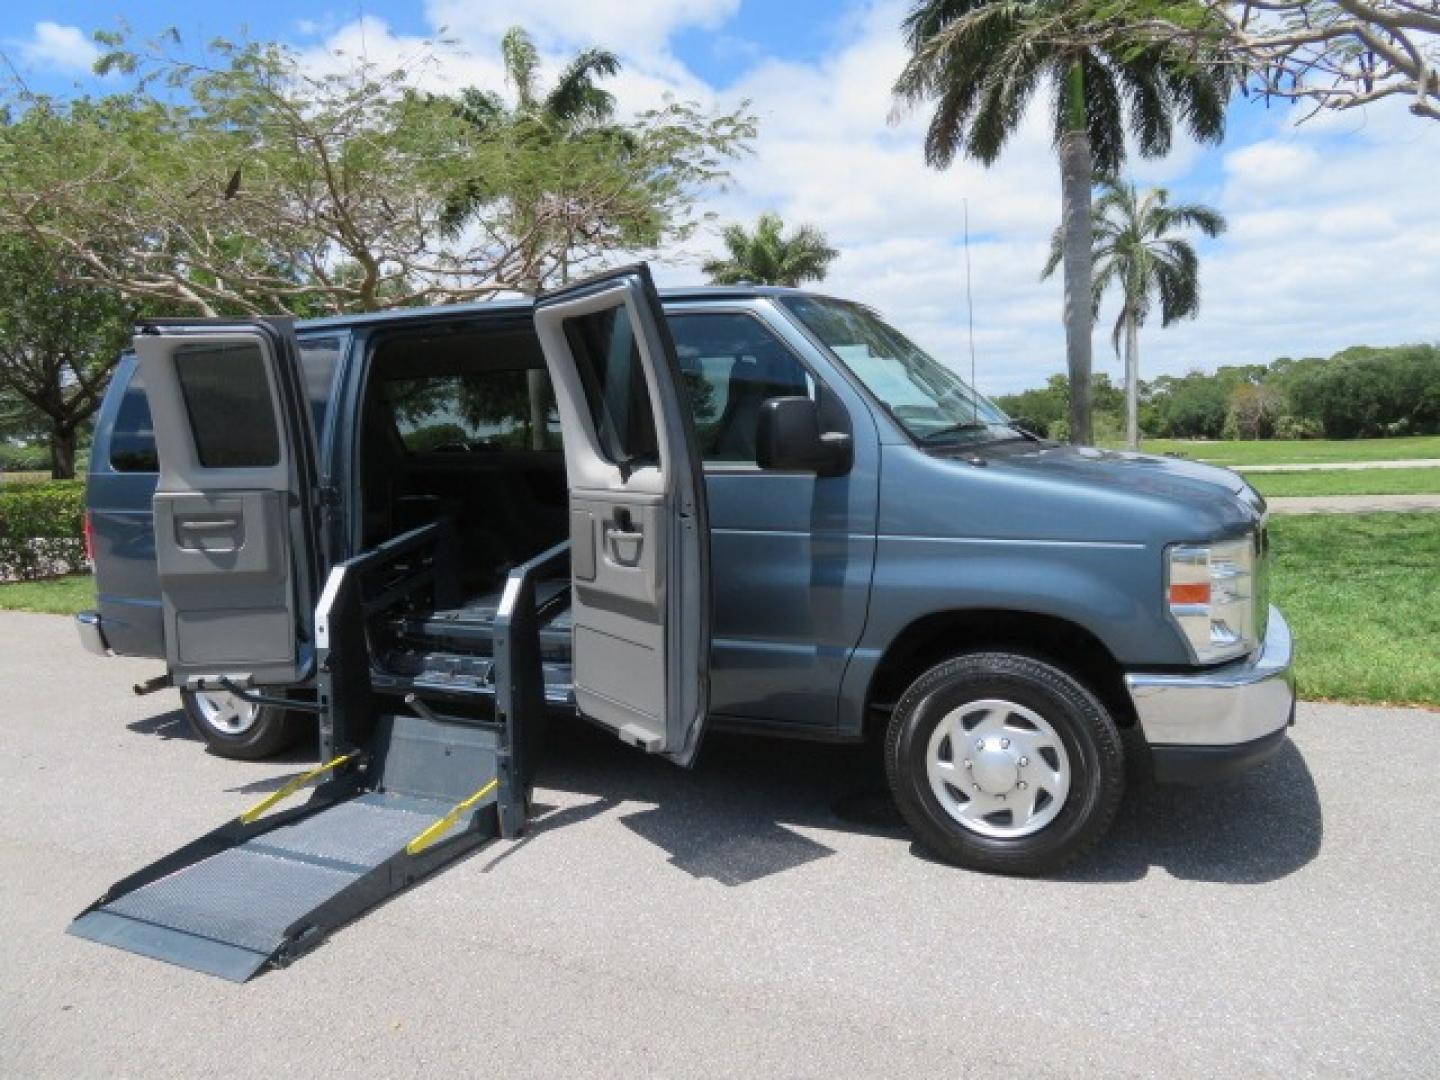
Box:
780, 295, 1019, 446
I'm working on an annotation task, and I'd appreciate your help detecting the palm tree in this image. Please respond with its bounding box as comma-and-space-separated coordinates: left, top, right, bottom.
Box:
443, 27, 623, 290
446, 28, 622, 450
892, 0, 1231, 445
1043, 178, 1226, 449
702, 213, 838, 287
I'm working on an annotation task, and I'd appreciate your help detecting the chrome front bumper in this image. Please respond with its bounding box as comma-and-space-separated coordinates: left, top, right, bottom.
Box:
75, 610, 111, 657
1125, 606, 1295, 778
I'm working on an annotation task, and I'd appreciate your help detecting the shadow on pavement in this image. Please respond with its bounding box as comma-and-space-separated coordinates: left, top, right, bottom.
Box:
1061, 740, 1323, 885
123, 702, 1322, 888
534, 721, 1322, 887
126, 708, 198, 743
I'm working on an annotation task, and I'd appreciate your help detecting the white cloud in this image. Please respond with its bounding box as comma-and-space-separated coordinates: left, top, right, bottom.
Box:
15, 22, 99, 74
425, 0, 740, 55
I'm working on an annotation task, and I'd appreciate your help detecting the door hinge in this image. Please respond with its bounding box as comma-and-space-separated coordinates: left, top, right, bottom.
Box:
315, 484, 342, 510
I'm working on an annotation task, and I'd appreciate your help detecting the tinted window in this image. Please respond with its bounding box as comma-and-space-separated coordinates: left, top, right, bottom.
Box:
174, 342, 280, 468
108, 369, 159, 473
382, 367, 561, 452
669, 313, 811, 463
563, 305, 658, 467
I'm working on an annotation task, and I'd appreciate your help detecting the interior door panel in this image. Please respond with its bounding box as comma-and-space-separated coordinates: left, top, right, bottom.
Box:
533, 265, 711, 765
134, 323, 318, 689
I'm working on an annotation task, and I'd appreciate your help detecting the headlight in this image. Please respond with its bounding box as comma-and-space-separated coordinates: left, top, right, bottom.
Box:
1166, 536, 1260, 664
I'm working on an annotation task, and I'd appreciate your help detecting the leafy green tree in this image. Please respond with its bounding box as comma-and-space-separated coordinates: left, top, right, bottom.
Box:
443, 27, 623, 292
1284, 344, 1440, 437
0, 238, 135, 478
996, 371, 1125, 439
0, 30, 753, 316
702, 213, 839, 286
892, 0, 1231, 445
1044, 178, 1225, 448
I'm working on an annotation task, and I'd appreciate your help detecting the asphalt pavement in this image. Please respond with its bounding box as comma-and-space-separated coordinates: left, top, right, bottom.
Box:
1, 611, 1437, 1078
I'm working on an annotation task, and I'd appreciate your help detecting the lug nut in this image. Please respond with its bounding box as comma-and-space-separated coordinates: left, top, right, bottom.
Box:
963, 759, 972, 769
1017, 781, 1028, 790
1018, 756, 1029, 767
1001, 738, 1010, 749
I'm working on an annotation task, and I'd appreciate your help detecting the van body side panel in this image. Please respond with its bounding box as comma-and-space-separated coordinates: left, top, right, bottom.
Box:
704, 474, 875, 728
834, 444, 1212, 737
689, 301, 881, 732
88, 355, 164, 658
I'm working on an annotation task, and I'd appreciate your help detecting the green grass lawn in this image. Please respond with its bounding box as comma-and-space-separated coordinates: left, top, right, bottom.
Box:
1270, 513, 1440, 707
6, 517, 1437, 708
1248, 467, 1440, 498
1129, 434, 1440, 466
0, 573, 95, 615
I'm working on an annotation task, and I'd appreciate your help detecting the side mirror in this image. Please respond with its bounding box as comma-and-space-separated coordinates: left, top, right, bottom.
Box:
756, 396, 853, 478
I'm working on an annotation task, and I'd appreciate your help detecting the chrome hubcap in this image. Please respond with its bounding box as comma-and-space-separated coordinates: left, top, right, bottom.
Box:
925, 698, 1071, 838
192, 691, 261, 736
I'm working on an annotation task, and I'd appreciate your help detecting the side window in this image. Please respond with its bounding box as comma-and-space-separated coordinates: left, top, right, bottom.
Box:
563, 305, 659, 467
381, 367, 561, 453
668, 313, 812, 463
173, 342, 281, 468
109, 368, 159, 473
298, 336, 342, 438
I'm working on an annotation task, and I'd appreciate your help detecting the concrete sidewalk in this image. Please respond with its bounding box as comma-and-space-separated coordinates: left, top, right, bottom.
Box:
1229, 459, 1440, 473
1267, 493, 1440, 514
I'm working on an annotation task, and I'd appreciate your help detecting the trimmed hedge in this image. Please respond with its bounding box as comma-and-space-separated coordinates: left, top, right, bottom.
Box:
0, 479, 86, 581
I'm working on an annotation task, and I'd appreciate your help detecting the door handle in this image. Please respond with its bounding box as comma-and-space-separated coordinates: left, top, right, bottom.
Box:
603, 515, 644, 567
178, 518, 240, 532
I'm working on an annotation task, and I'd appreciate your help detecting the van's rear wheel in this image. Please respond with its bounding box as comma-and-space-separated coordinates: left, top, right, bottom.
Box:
885, 653, 1123, 875
180, 689, 309, 760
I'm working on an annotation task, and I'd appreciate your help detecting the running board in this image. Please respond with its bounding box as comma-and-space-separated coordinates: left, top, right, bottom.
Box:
68, 714, 504, 982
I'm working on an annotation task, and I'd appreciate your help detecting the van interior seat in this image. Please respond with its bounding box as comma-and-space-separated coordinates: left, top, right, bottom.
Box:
361, 323, 570, 600
712, 344, 810, 461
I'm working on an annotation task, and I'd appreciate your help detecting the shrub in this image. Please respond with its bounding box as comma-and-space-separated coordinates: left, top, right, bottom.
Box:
1273, 415, 1323, 440
0, 479, 86, 580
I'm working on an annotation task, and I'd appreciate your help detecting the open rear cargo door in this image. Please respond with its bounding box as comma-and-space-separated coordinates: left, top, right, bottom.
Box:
133, 320, 320, 689
533, 264, 711, 765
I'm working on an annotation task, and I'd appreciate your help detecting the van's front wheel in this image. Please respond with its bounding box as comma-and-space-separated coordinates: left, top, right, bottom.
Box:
885, 653, 1124, 875
180, 689, 309, 760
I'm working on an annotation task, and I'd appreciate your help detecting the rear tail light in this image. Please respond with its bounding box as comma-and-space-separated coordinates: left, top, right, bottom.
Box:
83, 510, 96, 565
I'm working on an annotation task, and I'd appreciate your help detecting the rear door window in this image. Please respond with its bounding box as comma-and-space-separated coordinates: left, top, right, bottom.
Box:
105, 334, 342, 475
172, 342, 282, 468
109, 370, 159, 473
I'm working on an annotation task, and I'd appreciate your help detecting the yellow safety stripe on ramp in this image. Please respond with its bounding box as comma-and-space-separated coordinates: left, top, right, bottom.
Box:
238, 752, 360, 825
406, 779, 499, 855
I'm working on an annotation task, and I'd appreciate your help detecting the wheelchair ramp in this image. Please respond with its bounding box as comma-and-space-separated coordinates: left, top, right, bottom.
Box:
69, 714, 509, 982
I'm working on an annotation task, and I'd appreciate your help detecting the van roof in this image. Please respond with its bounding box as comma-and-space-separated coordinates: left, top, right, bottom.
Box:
296, 284, 833, 333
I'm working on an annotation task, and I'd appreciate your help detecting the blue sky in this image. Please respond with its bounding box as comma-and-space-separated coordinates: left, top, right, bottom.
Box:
4, 1, 1437, 395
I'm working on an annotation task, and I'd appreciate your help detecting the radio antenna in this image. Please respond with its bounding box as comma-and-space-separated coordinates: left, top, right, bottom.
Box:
963, 198, 979, 423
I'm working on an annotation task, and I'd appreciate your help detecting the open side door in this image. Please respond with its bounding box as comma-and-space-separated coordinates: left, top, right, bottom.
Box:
134, 321, 320, 690
533, 265, 711, 766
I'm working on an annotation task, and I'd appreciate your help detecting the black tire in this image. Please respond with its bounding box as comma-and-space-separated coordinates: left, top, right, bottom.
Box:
884, 652, 1124, 875
180, 689, 310, 761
